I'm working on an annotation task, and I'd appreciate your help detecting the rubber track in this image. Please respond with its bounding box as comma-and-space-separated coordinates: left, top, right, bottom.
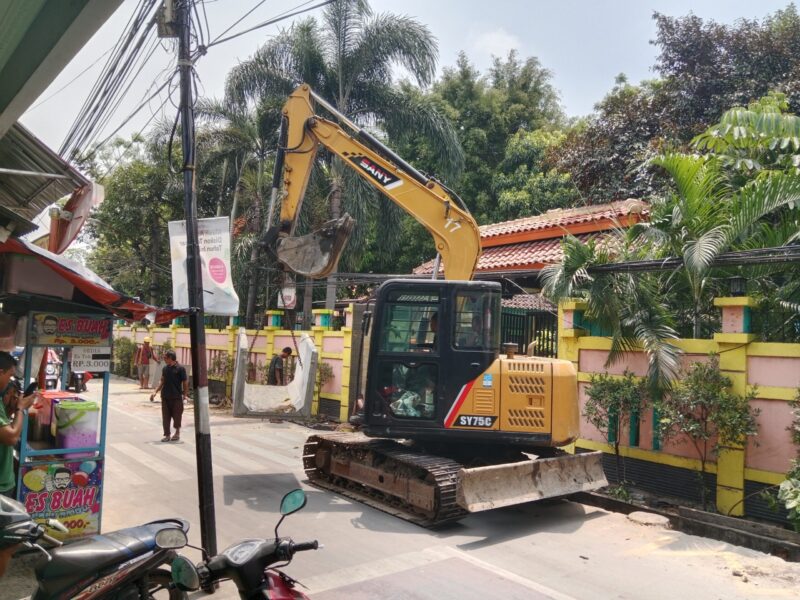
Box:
303, 432, 468, 528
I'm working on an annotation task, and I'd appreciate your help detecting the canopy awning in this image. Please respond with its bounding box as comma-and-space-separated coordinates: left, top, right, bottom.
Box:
0, 237, 184, 324
0, 123, 90, 239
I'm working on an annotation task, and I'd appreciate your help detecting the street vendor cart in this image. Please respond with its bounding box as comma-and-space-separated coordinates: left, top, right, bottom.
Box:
0, 237, 180, 540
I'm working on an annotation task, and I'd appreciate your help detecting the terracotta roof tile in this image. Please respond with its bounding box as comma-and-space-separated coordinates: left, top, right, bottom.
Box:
414, 233, 596, 274
479, 199, 647, 239
502, 294, 555, 311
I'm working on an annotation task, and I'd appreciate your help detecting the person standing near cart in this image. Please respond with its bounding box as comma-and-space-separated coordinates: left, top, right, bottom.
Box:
149, 350, 188, 442
0, 352, 37, 497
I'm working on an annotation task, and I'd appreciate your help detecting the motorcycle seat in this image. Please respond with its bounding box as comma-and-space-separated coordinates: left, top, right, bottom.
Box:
34, 520, 186, 597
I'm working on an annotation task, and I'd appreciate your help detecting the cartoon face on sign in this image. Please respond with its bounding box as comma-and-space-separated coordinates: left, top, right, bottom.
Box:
53, 467, 71, 490
41, 315, 58, 336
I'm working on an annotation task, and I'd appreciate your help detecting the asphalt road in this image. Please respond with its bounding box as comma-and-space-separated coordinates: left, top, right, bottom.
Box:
11, 378, 800, 599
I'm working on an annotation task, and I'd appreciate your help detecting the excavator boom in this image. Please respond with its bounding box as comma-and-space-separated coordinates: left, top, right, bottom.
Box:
270, 84, 481, 281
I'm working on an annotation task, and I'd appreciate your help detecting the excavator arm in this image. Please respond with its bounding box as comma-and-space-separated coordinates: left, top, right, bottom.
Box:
268, 84, 481, 281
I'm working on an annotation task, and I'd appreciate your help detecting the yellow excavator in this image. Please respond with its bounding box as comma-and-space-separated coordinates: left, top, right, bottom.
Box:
266, 84, 607, 526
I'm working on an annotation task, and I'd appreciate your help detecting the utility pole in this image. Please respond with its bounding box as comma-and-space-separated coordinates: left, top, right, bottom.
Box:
175, 0, 217, 565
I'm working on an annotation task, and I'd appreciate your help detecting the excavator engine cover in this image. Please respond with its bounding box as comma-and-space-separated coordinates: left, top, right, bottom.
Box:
275, 214, 355, 278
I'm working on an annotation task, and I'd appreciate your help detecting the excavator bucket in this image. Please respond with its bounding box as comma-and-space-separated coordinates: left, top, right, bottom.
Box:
275, 214, 355, 279
456, 451, 607, 512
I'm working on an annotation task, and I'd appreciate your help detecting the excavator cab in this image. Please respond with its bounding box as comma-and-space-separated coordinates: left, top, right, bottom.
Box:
363, 279, 502, 440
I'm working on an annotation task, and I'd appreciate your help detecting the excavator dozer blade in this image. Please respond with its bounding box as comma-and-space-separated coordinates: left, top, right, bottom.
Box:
456, 451, 607, 513
275, 214, 355, 279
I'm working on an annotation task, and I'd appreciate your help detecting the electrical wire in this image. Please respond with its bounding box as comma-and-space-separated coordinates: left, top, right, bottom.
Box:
24, 47, 114, 114
206, 0, 336, 48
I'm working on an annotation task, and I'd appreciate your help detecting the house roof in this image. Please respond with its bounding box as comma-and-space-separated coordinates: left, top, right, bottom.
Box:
414, 200, 647, 276
502, 294, 555, 311
480, 199, 647, 248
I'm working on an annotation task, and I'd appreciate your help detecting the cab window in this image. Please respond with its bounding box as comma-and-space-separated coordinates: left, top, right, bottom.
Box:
375, 362, 437, 419
453, 290, 500, 351
379, 292, 439, 353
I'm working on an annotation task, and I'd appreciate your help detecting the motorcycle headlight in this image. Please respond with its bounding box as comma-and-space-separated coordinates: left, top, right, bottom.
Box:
171, 555, 200, 591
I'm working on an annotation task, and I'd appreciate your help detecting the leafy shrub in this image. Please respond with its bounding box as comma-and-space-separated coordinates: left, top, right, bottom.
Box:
113, 337, 136, 378
585, 371, 647, 493
656, 355, 759, 509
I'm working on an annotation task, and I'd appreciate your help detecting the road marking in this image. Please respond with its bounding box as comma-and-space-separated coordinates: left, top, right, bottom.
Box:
210, 441, 274, 473
151, 441, 234, 476
103, 453, 147, 486
302, 545, 577, 599
114, 441, 193, 481
216, 436, 298, 468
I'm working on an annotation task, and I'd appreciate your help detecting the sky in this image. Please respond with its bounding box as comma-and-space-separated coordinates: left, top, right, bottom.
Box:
20, 0, 797, 152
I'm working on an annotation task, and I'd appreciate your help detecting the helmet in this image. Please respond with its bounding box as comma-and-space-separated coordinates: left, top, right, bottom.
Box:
0, 496, 35, 548
143, 337, 151, 343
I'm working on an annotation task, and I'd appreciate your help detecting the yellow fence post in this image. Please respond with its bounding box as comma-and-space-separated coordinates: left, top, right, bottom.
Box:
339, 320, 353, 422
713, 296, 758, 516
226, 325, 237, 400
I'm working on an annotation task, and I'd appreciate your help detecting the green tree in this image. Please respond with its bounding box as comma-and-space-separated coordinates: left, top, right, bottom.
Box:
653, 6, 800, 137
224, 0, 462, 308
548, 75, 670, 203
492, 129, 580, 220
87, 135, 187, 306
425, 51, 563, 223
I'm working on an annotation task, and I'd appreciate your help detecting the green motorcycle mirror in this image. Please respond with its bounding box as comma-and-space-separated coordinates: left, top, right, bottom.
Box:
275, 489, 307, 538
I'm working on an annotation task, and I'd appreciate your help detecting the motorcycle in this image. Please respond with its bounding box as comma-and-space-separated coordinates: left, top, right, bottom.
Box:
0, 496, 189, 599
170, 489, 320, 599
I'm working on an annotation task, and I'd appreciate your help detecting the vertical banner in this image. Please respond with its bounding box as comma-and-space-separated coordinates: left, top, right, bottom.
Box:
169, 216, 240, 316
277, 272, 297, 309
20, 459, 103, 541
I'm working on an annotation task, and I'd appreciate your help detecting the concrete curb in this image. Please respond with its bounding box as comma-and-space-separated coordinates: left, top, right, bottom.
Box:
574, 491, 800, 562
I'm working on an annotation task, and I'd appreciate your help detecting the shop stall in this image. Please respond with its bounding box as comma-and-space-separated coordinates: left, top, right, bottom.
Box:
0, 237, 180, 541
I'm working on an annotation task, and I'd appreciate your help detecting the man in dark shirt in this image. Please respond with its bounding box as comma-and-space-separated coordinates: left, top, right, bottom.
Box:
150, 350, 188, 442
267, 347, 292, 385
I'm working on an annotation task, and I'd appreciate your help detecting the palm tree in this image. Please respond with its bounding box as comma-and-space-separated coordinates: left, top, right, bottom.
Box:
543, 154, 800, 391
225, 0, 464, 309
196, 98, 283, 326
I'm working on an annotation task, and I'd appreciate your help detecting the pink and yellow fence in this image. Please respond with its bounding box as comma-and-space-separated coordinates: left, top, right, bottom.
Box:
115, 308, 354, 421
560, 297, 799, 520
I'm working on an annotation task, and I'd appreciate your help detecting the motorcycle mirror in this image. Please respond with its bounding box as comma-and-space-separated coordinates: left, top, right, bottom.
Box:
280, 489, 307, 516
171, 555, 201, 591
155, 528, 188, 550
274, 489, 307, 539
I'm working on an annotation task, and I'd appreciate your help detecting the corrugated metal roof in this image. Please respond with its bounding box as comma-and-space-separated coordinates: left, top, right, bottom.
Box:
0, 122, 87, 235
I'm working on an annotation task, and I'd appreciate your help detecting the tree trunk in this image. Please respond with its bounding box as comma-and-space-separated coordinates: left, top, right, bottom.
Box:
148, 208, 160, 306
216, 158, 228, 217
244, 199, 262, 328
303, 276, 313, 329
324, 172, 342, 310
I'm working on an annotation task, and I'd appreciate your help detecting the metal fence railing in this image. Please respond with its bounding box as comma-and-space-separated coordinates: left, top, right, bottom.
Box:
500, 308, 558, 358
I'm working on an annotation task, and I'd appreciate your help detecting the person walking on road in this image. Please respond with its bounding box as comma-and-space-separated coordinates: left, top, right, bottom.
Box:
150, 350, 188, 442
135, 337, 159, 390
267, 347, 292, 386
